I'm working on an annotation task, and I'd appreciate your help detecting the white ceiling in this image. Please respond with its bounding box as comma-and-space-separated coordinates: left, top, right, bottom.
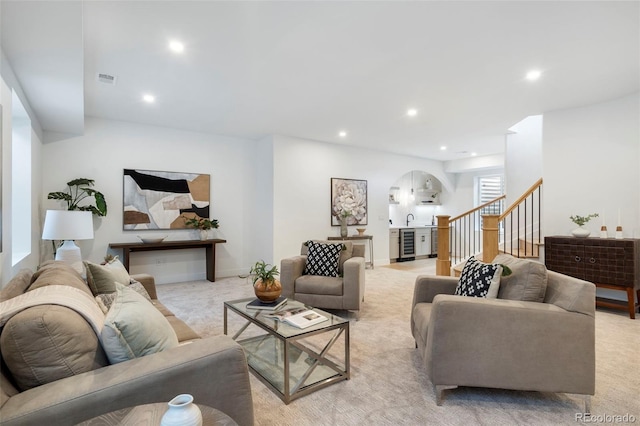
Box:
2, 1, 639, 161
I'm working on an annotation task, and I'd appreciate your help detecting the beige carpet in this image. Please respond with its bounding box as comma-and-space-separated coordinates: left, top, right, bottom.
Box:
156, 265, 640, 426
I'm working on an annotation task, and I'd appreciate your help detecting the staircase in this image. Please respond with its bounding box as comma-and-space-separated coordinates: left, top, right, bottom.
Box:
437, 178, 543, 276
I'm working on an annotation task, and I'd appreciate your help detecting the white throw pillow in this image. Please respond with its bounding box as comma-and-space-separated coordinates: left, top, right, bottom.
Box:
100, 283, 178, 364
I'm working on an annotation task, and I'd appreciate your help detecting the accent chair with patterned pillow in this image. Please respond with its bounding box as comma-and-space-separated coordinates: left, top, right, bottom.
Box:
281, 240, 366, 313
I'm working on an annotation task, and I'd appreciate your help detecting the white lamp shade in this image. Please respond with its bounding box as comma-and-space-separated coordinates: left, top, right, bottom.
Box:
42, 210, 94, 240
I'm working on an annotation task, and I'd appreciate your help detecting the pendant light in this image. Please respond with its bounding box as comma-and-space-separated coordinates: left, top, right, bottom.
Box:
410, 171, 415, 202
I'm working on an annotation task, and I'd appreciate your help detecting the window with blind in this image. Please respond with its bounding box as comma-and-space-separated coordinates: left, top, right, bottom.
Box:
477, 175, 504, 214
475, 175, 504, 230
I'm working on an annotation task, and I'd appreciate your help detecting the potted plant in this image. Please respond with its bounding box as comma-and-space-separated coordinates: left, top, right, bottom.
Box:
47, 178, 107, 216
182, 215, 219, 240
250, 260, 282, 302
570, 213, 599, 238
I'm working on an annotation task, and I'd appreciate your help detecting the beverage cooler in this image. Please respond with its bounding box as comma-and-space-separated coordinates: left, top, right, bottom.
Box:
399, 228, 416, 261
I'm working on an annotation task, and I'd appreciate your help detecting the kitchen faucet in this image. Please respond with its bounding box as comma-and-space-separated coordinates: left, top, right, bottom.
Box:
406, 213, 415, 227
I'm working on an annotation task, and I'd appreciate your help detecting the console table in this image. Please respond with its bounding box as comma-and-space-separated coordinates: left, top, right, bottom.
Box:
109, 239, 226, 282
327, 235, 374, 269
544, 236, 640, 319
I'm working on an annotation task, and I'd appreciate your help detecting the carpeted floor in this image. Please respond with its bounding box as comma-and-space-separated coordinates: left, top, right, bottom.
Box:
156, 265, 640, 426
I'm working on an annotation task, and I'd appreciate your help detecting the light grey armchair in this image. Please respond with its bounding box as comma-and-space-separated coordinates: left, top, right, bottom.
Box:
280, 240, 365, 314
411, 254, 596, 412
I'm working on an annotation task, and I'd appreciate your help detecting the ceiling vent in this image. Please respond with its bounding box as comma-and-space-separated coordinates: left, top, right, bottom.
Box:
96, 73, 117, 85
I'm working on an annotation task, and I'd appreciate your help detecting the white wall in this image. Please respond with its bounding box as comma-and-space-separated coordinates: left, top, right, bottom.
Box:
41, 117, 260, 283
543, 93, 640, 238
505, 115, 543, 205
271, 134, 457, 265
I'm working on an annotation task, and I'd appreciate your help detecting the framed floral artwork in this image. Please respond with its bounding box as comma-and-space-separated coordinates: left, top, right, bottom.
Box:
331, 178, 367, 226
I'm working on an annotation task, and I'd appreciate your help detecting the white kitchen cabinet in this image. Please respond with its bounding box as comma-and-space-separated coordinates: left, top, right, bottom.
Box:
389, 229, 400, 259
415, 228, 431, 256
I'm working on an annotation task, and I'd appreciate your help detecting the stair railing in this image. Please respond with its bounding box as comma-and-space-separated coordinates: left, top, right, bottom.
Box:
492, 178, 543, 260
435, 195, 505, 276
436, 178, 543, 276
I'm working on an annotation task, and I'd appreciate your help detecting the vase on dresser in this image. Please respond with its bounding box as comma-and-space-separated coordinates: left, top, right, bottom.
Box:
571, 226, 591, 238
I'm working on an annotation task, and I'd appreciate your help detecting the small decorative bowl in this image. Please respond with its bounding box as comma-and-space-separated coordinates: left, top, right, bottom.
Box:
138, 235, 167, 244
356, 228, 366, 235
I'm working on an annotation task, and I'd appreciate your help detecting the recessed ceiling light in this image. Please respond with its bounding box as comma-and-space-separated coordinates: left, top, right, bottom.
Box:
407, 108, 418, 117
169, 40, 184, 53
440, 146, 447, 151
526, 70, 542, 81
142, 94, 155, 103
471, 152, 478, 156
339, 131, 347, 138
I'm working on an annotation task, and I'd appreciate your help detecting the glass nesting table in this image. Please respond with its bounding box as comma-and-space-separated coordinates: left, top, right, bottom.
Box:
224, 298, 350, 404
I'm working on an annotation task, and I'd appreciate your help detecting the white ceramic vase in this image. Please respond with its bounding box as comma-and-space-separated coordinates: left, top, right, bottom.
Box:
160, 394, 203, 426
199, 229, 208, 241
571, 226, 591, 238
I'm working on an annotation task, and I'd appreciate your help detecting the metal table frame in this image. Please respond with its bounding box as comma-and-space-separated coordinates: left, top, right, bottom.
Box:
224, 298, 350, 404
327, 235, 374, 268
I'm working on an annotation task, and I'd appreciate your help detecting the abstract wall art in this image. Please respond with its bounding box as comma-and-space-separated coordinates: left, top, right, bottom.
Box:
330, 178, 368, 226
123, 169, 210, 230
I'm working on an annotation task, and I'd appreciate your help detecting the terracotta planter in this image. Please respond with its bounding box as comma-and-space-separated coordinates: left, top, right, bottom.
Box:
254, 279, 282, 302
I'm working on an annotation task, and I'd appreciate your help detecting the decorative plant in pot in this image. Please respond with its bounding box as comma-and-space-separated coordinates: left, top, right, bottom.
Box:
250, 260, 282, 302
182, 215, 219, 240
47, 178, 108, 217
570, 213, 599, 238
46, 178, 107, 256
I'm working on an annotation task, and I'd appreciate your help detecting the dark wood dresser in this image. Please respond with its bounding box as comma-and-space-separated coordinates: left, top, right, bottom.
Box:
544, 236, 640, 319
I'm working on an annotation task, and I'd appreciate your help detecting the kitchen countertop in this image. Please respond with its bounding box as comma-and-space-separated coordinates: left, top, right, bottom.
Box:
390, 225, 437, 229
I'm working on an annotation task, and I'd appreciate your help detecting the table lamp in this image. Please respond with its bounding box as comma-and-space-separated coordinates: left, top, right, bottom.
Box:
42, 210, 94, 274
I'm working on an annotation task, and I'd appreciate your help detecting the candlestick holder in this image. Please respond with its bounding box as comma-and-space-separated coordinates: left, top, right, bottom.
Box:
600, 226, 608, 238
615, 226, 623, 239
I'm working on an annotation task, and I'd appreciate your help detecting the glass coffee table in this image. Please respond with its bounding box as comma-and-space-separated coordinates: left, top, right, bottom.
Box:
224, 298, 350, 404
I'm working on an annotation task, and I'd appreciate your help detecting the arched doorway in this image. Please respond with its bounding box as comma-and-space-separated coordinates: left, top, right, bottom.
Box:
389, 170, 443, 263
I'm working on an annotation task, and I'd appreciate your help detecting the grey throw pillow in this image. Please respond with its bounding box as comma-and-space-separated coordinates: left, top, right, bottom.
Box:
494, 254, 548, 302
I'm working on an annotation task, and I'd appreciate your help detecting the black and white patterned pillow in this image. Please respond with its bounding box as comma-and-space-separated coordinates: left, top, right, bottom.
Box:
454, 256, 503, 298
303, 241, 344, 277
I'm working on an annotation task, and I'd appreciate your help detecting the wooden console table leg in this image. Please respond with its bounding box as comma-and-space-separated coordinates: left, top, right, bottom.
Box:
627, 287, 636, 320
206, 243, 215, 282
121, 249, 131, 272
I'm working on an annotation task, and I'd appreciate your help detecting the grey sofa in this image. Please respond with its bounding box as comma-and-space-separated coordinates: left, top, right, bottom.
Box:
281, 240, 365, 313
0, 261, 254, 426
411, 254, 596, 412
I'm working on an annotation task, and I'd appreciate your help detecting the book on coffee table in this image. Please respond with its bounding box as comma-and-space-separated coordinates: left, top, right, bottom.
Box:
246, 296, 287, 311
264, 306, 328, 329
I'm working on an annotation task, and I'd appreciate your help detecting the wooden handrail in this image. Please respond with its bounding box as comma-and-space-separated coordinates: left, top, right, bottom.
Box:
499, 178, 543, 220
449, 195, 506, 222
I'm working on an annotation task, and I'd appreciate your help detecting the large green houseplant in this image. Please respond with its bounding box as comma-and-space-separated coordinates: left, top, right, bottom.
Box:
47, 178, 108, 217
